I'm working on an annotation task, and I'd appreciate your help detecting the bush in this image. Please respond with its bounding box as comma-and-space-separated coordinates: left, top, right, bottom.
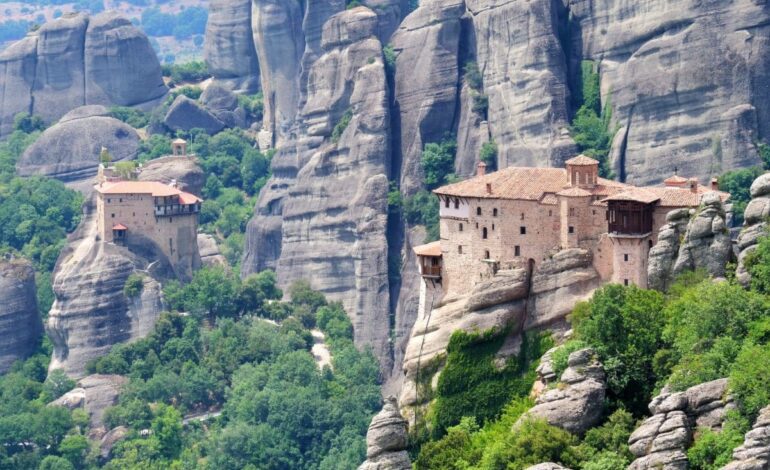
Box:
403, 190, 440, 241
730, 342, 770, 419
331, 109, 353, 143
464, 61, 483, 90
550, 340, 588, 380
479, 140, 498, 171
479, 418, 578, 470
570, 60, 614, 178
123, 274, 144, 298
718, 167, 763, 226
110, 106, 150, 128
161, 61, 210, 83
688, 414, 748, 470
421, 138, 457, 190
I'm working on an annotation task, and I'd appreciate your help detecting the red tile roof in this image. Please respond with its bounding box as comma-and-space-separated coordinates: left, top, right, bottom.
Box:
112, 223, 127, 230
556, 187, 593, 197
413, 241, 442, 257
96, 180, 201, 204
565, 155, 600, 166
602, 188, 661, 204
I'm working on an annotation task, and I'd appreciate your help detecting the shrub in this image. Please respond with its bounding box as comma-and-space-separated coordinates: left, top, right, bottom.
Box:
717, 167, 763, 226
478, 417, 578, 470
331, 109, 353, 143
123, 274, 145, 298
479, 140, 498, 171
688, 414, 748, 470
550, 340, 588, 380
464, 61, 483, 90
421, 138, 457, 190
730, 342, 770, 419
109, 106, 150, 128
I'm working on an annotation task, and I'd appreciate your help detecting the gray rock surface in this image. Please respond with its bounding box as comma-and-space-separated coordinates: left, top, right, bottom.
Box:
198, 233, 227, 267
137, 155, 205, 196
628, 379, 734, 470
567, 0, 768, 184
671, 193, 732, 278
17, 105, 140, 184
0, 12, 166, 136
648, 209, 691, 291
244, 7, 394, 374
100, 426, 129, 459
204, 0, 260, 92
736, 173, 770, 286
164, 95, 226, 135
50, 374, 127, 432
0, 258, 42, 373
722, 405, 770, 470
358, 396, 411, 470
523, 348, 606, 435
200, 83, 248, 129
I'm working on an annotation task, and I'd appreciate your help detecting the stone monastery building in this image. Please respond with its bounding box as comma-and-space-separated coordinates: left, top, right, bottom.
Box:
94, 144, 202, 279
414, 155, 729, 296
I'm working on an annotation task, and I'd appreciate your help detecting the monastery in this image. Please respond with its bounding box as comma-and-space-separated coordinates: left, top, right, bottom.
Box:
414, 155, 729, 300
94, 139, 202, 279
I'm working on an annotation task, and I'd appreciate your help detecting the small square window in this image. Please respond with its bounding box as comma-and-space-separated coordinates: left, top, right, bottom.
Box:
548, 210, 552, 217
520, 226, 526, 235
454, 200, 459, 209
107, 198, 111, 203
111, 213, 115, 218
119, 198, 122, 203
624, 254, 629, 262
568, 226, 575, 234
485, 250, 490, 259
624, 279, 629, 286
492, 224, 495, 230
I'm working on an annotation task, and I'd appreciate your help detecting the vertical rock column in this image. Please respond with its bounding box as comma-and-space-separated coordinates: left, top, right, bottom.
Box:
0, 258, 42, 373
204, 0, 261, 92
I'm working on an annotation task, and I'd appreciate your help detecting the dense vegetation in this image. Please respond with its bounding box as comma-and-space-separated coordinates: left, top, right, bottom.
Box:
571, 61, 615, 178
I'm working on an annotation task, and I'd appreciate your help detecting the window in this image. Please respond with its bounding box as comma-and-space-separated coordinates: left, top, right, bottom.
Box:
520, 212, 524, 220
569, 226, 575, 234
132, 212, 135, 217
458, 245, 462, 254
111, 213, 115, 218
624, 254, 629, 262
454, 199, 459, 209
119, 198, 122, 203
520, 226, 526, 235
569, 208, 576, 216
493, 208, 498, 217
107, 198, 111, 203
459, 223, 463, 232
492, 224, 495, 230
649, 240, 654, 248
515, 245, 521, 256
485, 250, 490, 259
169, 217, 173, 223
624, 279, 629, 286
445, 198, 450, 208
482, 227, 488, 239
476, 223, 479, 228
549, 210, 552, 217
477, 207, 482, 216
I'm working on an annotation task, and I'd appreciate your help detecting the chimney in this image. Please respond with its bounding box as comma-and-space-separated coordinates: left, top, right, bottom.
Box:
689, 178, 698, 193
477, 161, 487, 177
486, 183, 493, 194
711, 178, 719, 191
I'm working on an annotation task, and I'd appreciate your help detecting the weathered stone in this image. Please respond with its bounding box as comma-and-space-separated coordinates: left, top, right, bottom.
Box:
137, 155, 205, 196
525, 465, 572, 470
737, 173, 770, 286
0, 258, 42, 373
466, 269, 529, 312
17, 106, 140, 186
198, 233, 227, 267
751, 174, 770, 199
722, 406, 770, 470
204, 0, 260, 92
164, 95, 226, 135
199, 83, 248, 129
50, 374, 127, 431
358, 396, 411, 470
100, 426, 129, 459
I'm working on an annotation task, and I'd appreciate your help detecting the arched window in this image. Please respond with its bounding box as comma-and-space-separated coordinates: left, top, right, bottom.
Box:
485, 250, 490, 259
482, 227, 488, 239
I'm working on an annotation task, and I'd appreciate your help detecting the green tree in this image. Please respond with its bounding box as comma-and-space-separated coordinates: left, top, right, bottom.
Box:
718, 167, 763, 226
421, 138, 457, 190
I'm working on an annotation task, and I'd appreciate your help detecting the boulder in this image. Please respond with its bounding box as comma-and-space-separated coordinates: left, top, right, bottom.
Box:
525, 465, 572, 470
200, 83, 247, 128
198, 233, 227, 267
522, 348, 606, 435
0, 258, 42, 373
138, 155, 206, 196
50, 374, 128, 431
17, 105, 140, 184
100, 426, 129, 459
648, 209, 691, 291
163, 95, 226, 135
0, 12, 166, 137
358, 397, 411, 470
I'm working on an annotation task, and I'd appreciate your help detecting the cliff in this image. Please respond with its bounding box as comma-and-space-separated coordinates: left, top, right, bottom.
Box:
0, 258, 42, 373
0, 11, 167, 137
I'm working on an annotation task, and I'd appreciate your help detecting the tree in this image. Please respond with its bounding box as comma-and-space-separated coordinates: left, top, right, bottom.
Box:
152, 405, 183, 459
44, 369, 75, 401
13, 113, 45, 134
421, 139, 457, 190
240, 271, 282, 315
479, 140, 498, 171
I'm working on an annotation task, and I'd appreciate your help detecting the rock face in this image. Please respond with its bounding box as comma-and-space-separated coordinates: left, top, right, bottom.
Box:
358, 397, 411, 470
722, 405, 770, 470
204, 0, 261, 92
523, 348, 606, 435
137, 156, 206, 196
50, 374, 127, 432
0, 12, 166, 136
628, 379, 734, 470
736, 173, 770, 287
17, 105, 140, 184
567, 0, 768, 184
198, 233, 227, 267
243, 7, 394, 372
200, 84, 248, 129
648, 194, 732, 290
164, 96, 226, 135
0, 258, 42, 373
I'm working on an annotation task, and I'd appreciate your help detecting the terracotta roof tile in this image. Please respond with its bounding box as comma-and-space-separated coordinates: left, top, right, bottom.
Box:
96, 181, 183, 196
557, 187, 593, 197
112, 223, 127, 230
602, 188, 661, 204
179, 192, 202, 204
664, 174, 688, 185
413, 241, 442, 257
565, 155, 599, 166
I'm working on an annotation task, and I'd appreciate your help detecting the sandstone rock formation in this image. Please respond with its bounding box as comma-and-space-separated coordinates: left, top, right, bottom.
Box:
164, 95, 226, 135
17, 105, 140, 185
50, 374, 128, 433
200, 83, 248, 129
523, 348, 606, 435
204, 0, 261, 92
137, 155, 206, 196
99, 426, 129, 460
0, 257, 42, 373
736, 173, 770, 287
628, 379, 734, 470
0, 12, 166, 136
198, 233, 227, 267
648, 194, 732, 290
722, 405, 770, 470
243, 7, 394, 372
358, 396, 411, 470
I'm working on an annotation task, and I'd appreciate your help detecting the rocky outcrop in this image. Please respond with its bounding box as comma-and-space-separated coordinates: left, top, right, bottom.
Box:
243, 7, 394, 372
50, 374, 127, 433
137, 156, 205, 196
0, 12, 166, 136
722, 405, 770, 470
567, 0, 768, 184
358, 397, 411, 470
466, 0, 576, 168
204, 0, 260, 92
523, 348, 606, 435
628, 379, 734, 470
200, 84, 248, 129
0, 258, 42, 374
648, 209, 691, 291
198, 233, 227, 267
736, 173, 770, 287
99, 426, 129, 460
17, 105, 140, 184
164, 95, 226, 135
648, 194, 731, 290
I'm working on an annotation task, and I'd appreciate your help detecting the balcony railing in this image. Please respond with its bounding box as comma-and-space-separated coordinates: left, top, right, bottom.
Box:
155, 204, 200, 217
421, 265, 442, 278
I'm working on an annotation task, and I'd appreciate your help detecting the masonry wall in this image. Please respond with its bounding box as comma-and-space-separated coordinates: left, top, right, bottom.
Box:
609, 235, 653, 288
